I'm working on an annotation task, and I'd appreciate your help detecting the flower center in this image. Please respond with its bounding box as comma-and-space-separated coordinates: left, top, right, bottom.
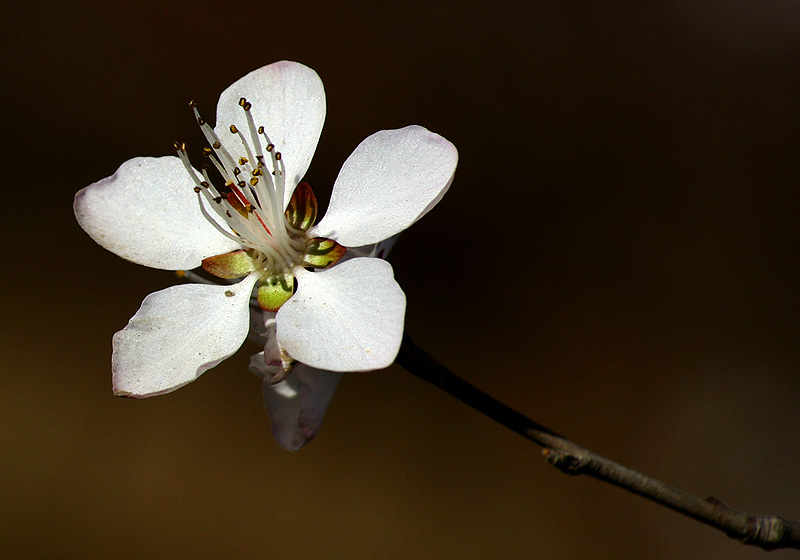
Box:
176, 98, 309, 274
175, 98, 344, 311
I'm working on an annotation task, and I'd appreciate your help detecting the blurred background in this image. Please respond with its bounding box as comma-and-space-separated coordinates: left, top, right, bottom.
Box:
2, 1, 799, 558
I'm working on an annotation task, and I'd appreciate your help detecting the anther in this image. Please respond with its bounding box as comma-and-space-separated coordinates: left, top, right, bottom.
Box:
275, 152, 282, 161
258, 126, 264, 134
266, 144, 274, 152
202, 147, 213, 156
188, 100, 197, 108
230, 125, 239, 134
238, 97, 252, 111
197, 117, 205, 126
233, 167, 241, 176
193, 187, 201, 193
250, 177, 259, 186
212, 141, 221, 149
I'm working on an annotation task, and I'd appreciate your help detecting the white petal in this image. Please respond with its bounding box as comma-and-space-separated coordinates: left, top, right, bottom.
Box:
112, 274, 259, 398
255, 359, 341, 451
74, 156, 240, 270
276, 258, 406, 371
312, 125, 458, 247
215, 61, 325, 206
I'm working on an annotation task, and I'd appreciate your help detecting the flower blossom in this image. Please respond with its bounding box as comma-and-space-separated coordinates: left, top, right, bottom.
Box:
74, 61, 457, 445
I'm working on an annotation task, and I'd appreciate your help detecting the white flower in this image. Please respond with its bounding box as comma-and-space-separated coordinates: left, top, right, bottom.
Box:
73, 61, 458, 401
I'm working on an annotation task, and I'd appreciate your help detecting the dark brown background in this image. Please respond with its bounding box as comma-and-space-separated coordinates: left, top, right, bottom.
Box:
2, 1, 800, 558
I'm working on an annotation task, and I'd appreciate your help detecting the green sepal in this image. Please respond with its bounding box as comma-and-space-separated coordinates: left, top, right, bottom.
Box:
202, 250, 257, 279
302, 237, 346, 269
257, 271, 295, 312
284, 182, 317, 232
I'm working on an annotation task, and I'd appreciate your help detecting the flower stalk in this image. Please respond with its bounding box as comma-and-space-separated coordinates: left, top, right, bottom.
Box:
395, 333, 800, 552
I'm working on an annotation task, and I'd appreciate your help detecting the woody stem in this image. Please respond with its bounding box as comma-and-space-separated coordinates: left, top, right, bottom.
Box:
394, 332, 800, 551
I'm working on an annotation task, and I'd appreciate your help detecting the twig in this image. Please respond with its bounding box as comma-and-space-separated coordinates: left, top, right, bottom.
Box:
395, 333, 800, 551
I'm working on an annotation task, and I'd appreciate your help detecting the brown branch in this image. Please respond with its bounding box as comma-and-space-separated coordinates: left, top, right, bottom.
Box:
395, 333, 800, 551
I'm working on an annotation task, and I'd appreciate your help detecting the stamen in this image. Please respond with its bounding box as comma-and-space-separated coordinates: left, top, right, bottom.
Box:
193, 190, 246, 246
207, 154, 236, 186
229, 124, 256, 170
237, 98, 283, 232
232, 99, 285, 244
191, 103, 238, 175
259, 125, 274, 149
180, 98, 308, 275
242, 99, 266, 166
174, 142, 207, 192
